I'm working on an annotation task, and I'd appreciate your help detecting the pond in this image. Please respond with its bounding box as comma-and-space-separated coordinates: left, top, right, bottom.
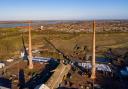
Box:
0, 23, 28, 28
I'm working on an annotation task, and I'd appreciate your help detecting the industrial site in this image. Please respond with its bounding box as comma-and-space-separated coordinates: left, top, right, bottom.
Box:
0, 20, 128, 89
0, 0, 128, 89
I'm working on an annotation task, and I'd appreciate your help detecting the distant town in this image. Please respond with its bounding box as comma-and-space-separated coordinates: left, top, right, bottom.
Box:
10, 20, 128, 33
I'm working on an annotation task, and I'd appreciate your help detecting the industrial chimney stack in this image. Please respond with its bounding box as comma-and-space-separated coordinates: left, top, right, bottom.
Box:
28, 21, 33, 69
91, 20, 96, 79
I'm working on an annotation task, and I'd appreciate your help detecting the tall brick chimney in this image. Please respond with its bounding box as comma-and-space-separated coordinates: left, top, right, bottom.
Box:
28, 21, 33, 69
91, 20, 96, 79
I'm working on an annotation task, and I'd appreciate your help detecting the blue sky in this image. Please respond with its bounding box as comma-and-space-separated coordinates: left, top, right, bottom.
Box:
0, 0, 128, 20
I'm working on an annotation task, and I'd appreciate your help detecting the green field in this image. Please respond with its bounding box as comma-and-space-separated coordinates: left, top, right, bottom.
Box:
0, 28, 128, 59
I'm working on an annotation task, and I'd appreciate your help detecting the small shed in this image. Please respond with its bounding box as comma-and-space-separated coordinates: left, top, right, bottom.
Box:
0, 63, 5, 68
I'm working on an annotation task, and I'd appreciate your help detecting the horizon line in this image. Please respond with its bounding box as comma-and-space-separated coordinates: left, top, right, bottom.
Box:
0, 18, 128, 22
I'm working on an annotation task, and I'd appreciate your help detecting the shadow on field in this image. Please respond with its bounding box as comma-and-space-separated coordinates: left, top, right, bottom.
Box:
44, 38, 70, 62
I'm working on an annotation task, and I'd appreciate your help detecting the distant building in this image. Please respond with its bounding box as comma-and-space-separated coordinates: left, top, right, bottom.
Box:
40, 26, 44, 30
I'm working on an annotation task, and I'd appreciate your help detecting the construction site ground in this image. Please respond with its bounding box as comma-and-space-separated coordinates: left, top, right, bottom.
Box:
0, 60, 46, 89
59, 67, 128, 89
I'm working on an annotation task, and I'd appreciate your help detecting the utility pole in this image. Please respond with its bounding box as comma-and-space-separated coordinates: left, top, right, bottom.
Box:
91, 20, 96, 79
28, 21, 33, 69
